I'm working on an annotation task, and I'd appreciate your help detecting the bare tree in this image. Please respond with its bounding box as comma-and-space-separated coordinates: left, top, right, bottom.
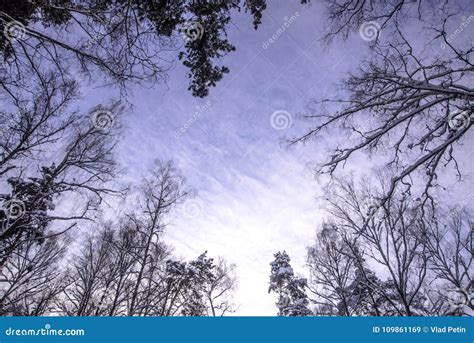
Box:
126, 161, 190, 316
56, 229, 237, 317
59, 161, 190, 317
321, 178, 430, 315
322, 0, 422, 43
0, 69, 124, 315
102, 223, 142, 316
52, 160, 237, 317
307, 223, 357, 315
0, 234, 67, 315
303, 167, 473, 316
295, 1, 473, 208
205, 257, 237, 316
421, 207, 473, 315
296, 0, 473, 318
57, 226, 117, 316
0, 73, 78, 177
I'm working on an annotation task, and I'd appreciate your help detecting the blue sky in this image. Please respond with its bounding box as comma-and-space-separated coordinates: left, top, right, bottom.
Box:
78, 1, 474, 315
118, 0, 365, 315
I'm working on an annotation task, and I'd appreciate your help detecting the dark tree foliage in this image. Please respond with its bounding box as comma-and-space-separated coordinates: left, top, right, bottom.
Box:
0, 167, 57, 260
0, 0, 272, 97
269, 251, 313, 316
0, 98, 122, 266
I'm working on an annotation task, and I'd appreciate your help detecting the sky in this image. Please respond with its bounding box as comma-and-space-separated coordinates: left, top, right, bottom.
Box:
116, 0, 365, 315
78, 1, 474, 315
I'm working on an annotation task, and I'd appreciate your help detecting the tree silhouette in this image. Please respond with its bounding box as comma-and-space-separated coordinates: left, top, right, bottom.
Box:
0, 0, 272, 97
269, 251, 313, 316
295, 0, 473, 209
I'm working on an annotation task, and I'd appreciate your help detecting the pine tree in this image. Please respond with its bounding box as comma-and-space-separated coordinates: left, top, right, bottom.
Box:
0, 166, 59, 264
268, 251, 313, 316
180, 252, 215, 316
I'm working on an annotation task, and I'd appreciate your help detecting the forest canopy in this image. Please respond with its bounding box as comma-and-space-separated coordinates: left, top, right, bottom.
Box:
0, 0, 472, 317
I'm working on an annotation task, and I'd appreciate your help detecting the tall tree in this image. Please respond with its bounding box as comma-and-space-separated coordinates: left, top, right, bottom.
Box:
0, 234, 67, 315
324, 178, 430, 315
295, 0, 473, 208
421, 207, 473, 315
307, 223, 359, 316
268, 251, 313, 316
55, 160, 238, 317
125, 161, 190, 316
57, 230, 237, 316
57, 225, 119, 316
204, 257, 237, 316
